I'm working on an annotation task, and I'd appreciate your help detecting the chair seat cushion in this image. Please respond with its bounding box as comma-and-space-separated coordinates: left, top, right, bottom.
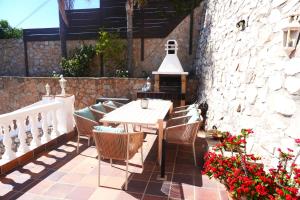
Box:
104, 101, 117, 108
92, 103, 107, 113
187, 108, 201, 123
94, 126, 124, 133
187, 104, 196, 110
188, 114, 200, 123
75, 107, 96, 121
187, 108, 199, 116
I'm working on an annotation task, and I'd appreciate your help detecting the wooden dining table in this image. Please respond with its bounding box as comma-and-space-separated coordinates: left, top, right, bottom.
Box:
100, 99, 173, 165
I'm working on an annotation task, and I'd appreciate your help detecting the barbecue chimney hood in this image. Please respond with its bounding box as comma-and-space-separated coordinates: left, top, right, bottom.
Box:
152, 40, 188, 75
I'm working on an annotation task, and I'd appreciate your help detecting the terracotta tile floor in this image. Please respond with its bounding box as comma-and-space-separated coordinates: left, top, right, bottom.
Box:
0, 130, 227, 200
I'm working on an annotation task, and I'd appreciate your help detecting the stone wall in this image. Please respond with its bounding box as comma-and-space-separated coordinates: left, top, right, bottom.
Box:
132, 5, 203, 77
27, 41, 61, 76
195, 0, 300, 167
0, 76, 198, 114
0, 5, 202, 77
0, 39, 25, 76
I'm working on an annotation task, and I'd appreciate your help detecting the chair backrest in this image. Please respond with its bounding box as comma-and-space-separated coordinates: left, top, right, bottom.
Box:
91, 103, 108, 113
93, 126, 143, 161
74, 107, 96, 121
186, 108, 201, 116
73, 107, 98, 136
103, 100, 124, 108
89, 103, 108, 122
182, 121, 201, 143
166, 116, 201, 145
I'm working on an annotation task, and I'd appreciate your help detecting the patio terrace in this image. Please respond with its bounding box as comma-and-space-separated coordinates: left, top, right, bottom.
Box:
0, 128, 227, 200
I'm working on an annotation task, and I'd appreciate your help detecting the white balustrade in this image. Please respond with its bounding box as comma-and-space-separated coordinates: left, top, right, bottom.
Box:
2, 125, 16, 161
41, 111, 50, 144
51, 109, 59, 138
55, 95, 75, 134
16, 117, 29, 155
29, 114, 41, 148
0, 95, 75, 164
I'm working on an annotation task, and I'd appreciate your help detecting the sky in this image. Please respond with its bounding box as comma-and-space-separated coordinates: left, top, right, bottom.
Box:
0, 0, 99, 29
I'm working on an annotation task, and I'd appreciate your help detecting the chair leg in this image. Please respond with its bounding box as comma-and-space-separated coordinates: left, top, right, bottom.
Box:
192, 144, 197, 166
141, 145, 144, 170
110, 158, 113, 166
98, 154, 101, 187
125, 132, 129, 190
88, 136, 91, 146
125, 159, 128, 190
90, 136, 94, 146
77, 134, 80, 154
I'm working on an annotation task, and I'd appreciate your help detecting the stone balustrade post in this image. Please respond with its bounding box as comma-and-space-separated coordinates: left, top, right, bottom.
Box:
41, 111, 51, 143
55, 94, 75, 134
29, 114, 41, 148
51, 109, 59, 138
2, 125, 16, 162
16, 117, 30, 155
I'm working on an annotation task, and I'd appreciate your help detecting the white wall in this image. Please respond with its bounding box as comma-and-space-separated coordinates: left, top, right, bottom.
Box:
196, 0, 300, 168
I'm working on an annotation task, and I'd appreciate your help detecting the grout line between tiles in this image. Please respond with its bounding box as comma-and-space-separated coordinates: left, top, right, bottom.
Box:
167, 145, 179, 200
140, 141, 156, 200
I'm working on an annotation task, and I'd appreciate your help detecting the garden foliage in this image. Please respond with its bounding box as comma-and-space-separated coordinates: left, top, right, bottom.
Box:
0, 20, 22, 39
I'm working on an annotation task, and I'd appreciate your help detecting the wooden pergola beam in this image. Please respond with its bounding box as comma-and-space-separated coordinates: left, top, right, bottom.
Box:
57, 0, 69, 27
58, 0, 68, 58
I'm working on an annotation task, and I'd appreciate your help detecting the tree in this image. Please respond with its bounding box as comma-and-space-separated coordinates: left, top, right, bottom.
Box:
95, 31, 126, 76
0, 20, 22, 39
126, 0, 147, 77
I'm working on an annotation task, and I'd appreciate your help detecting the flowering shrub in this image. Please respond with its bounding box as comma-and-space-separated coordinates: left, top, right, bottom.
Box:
202, 129, 300, 200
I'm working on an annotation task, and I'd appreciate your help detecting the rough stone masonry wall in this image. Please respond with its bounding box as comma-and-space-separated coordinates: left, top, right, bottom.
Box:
27, 41, 62, 76
195, 0, 300, 167
0, 39, 25, 76
0, 76, 197, 114
132, 5, 203, 77
0, 5, 202, 77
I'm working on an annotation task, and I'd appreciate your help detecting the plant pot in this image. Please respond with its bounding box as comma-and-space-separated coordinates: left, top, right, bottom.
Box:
207, 129, 223, 140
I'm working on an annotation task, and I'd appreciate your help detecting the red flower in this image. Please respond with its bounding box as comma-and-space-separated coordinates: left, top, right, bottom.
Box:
256, 185, 268, 196
202, 129, 300, 200
245, 129, 253, 134
276, 188, 284, 196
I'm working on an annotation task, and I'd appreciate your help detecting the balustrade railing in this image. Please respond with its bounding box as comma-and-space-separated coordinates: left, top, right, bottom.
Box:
0, 95, 75, 164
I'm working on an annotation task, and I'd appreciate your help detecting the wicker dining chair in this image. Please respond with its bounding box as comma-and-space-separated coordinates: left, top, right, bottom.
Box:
89, 103, 109, 122
173, 102, 199, 112
102, 100, 125, 112
165, 114, 202, 166
170, 107, 201, 119
74, 107, 99, 153
93, 126, 144, 190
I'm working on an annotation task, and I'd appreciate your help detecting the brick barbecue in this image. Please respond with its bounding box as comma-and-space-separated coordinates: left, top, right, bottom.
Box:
138, 40, 188, 106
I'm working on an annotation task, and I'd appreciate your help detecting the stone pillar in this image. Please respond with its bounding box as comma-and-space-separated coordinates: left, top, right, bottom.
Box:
55, 94, 75, 134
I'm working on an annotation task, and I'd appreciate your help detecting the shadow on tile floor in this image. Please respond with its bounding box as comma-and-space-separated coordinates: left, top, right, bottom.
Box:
0, 132, 227, 200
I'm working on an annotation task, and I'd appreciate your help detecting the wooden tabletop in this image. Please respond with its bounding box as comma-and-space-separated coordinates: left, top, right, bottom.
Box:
100, 99, 173, 125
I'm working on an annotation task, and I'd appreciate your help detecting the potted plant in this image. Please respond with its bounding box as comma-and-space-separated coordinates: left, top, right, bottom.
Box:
202, 129, 300, 200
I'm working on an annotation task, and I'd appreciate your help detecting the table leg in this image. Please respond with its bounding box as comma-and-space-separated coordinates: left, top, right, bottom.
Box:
157, 119, 163, 165
169, 103, 173, 114
157, 119, 167, 181
160, 138, 166, 179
